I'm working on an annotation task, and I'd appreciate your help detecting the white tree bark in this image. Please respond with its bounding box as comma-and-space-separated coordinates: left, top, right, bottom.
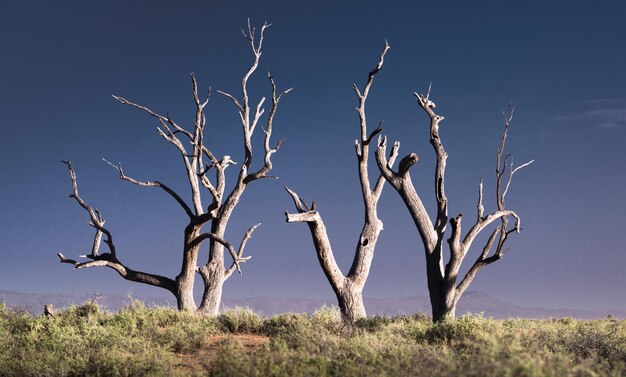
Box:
285, 41, 397, 323
376, 95, 532, 322
58, 21, 288, 314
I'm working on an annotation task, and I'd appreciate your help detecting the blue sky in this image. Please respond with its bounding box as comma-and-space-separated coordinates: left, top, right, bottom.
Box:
1, 0, 624, 310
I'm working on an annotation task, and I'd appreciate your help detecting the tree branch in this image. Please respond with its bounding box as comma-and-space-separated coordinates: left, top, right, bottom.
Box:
57, 253, 176, 292
284, 187, 345, 289
191, 232, 245, 275
372, 137, 400, 201
102, 158, 194, 218
414, 88, 448, 240
476, 178, 484, 222
59, 161, 175, 293
218, 21, 281, 216
112, 95, 193, 140
225, 223, 262, 279
246, 73, 291, 182
374, 136, 401, 188
353, 40, 390, 219
114, 93, 204, 215
461, 209, 520, 251
454, 225, 501, 302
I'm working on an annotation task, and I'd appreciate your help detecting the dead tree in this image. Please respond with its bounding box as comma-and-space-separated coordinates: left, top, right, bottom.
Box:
376, 93, 532, 322
285, 41, 398, 323
58, 21, 290, 314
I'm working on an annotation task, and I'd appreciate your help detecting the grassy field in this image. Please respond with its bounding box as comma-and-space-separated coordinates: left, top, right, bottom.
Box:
0, 301, 623, 376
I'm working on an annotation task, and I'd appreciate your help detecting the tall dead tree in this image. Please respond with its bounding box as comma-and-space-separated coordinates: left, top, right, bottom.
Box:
376, 93, 532, 322
58, 21, 290, 314
285, 42, 397, 323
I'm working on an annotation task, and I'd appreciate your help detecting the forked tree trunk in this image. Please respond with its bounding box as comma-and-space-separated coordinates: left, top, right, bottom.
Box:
285, 202, 386, 323
285, 41, 393, 324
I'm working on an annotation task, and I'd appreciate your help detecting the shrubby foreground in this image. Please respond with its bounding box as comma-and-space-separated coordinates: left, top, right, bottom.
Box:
0, 302, 623, 376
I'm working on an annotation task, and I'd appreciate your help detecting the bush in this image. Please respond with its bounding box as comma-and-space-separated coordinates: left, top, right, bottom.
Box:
218, 307, 264, 333
0, 302, 624, 376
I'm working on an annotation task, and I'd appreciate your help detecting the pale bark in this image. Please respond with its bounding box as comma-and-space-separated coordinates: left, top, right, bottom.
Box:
376, 96, 532, 322
58, 21, 286, 314
285, 41, 396, 323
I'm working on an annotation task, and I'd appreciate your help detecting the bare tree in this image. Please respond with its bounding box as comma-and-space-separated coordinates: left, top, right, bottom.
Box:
285, 41, 398, 323
58, 21, 291, 314
376, 92, 532, 322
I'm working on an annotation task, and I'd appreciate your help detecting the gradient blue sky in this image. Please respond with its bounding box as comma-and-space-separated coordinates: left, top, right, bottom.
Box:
1, 0, 624, 310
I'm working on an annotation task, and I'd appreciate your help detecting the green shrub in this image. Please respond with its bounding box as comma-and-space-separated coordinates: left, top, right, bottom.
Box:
218, 307, 264, 333
260, 313, 310, 338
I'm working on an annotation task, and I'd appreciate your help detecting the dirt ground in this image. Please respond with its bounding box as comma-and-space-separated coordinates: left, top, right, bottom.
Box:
175, 334, 269, 374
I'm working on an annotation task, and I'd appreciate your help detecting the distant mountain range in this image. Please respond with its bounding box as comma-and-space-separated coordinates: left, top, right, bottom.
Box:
1, 290, 624, 319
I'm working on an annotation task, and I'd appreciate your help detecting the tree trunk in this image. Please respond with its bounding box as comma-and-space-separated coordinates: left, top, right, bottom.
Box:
198, 260, 225, 315
197, 218, 228, 315
432, 299, 456, 322
429, 281, 457, 322
336, 281, 366, 323
174, 283, 196, 311
427, 260, 457, 322
175, 224, 203, 311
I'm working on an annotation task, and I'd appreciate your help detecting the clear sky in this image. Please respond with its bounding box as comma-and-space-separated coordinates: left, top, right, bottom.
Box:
1, 0, 624, 311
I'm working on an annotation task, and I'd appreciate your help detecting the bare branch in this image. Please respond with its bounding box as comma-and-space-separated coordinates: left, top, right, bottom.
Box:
448, 213, 463, 253
372, 137, 400, 200
246, 73, 291, 182
349, 40, 391, 225
250, 96, 266, 135
496, 104, 514, 210
364, 123, 383, 146
476, 178, 484, 221
197, 163, 220, 202
216, 90, 244, 113
284, 187, 345, 289
355, 40, 390, 142
57, 253, 78, 265
61, 161, 116, 258
225, 222, 262, 279
462, 209, 520, 251
191, 232, 243, 275
191, 73, 211, 108
455, 225, 501, 301
59, 161, 175, 292
502, 159, 534, 200
376, 140, 440, 256
114, 94, 204, 215
112, 95, 192, 140
102, 158, 194, 218
57, 252, 176, 292
374, 136, 400, 187
398, 153, 419, 176
414, 87, 449, 240
284, 186, 310, 213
